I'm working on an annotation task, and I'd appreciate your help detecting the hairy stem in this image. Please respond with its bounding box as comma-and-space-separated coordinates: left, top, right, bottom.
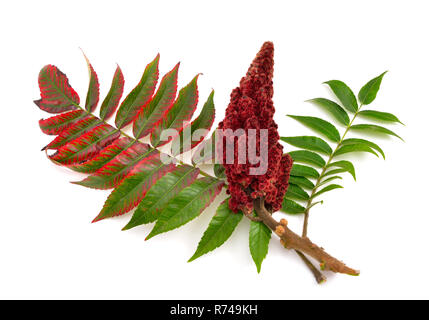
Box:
302, 105, 363, 237
254, 197, 359, 276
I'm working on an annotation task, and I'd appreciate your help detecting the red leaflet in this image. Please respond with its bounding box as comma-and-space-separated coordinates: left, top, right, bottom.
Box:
43, 115, 101, 150
50, 124, 120, 165
115, 54, 160, 129
83, 54, 100, 112
150, 74, 200, 147
68, 137, 134, 173
73, 141, 158, 189
92, 154, 176, 222
39, 110, 85, 135
34, 65, 80, 114
133, 63, 179, 139
99, 65, 125, 120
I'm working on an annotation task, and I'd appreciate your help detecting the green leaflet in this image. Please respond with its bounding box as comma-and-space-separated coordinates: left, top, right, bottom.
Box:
350, 124, 403, 141
341, 138, 385, 159
324, 80, 358, 113
146, 177, 224, 240
286, 184, 310, 201
122, 165, 200, 229
172, 91, 215, 156
151, 74, 199, 147
334, 143, 379, 157
322, 168, 349, 178
290, 164, 320, 179
358, 110, 403, 125
312, 184, 343, 199
327, 160, 356, 180
306, 98, 350, 126
317, 175, 342, 188
99, 65, 124, 121
214, 164, 226, 178
92, 157, 175, 222
133, 63, 179, 139
249, 216, 272, 273
189, 199, 243, 262
115, 54, 159, 129
83, 54, 100, 113
280, 136, 332, 155
288, 150, 326, 167
288, 115, 340, 142
289, 176, 315, 190
281, 199, 306, 214
358, 71, 387, 105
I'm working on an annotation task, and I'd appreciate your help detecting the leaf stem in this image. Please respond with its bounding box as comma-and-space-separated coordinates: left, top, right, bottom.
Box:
301, 104, 363, 237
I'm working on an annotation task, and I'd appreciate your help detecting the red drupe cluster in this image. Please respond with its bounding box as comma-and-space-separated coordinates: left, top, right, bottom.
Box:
217, 42, 293, 213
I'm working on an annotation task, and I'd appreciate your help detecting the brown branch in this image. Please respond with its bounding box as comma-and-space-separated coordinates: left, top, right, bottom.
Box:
253, 197, 359, 276
294, 250, 327, 284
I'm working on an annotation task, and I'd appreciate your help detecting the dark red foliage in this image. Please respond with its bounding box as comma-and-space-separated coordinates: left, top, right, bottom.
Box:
218, 42, 293, 213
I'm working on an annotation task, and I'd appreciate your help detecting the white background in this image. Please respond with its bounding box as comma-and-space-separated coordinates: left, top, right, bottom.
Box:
1, 0, 428, 299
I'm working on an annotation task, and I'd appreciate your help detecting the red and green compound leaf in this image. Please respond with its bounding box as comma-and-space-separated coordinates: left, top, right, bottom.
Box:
43, 115, 101, 150
133, 63, 179, 139
171, 90, 215, 155
99, 65, 125, 120
50, 124, 120, 165
73, 142, 158, 189
150, 74, 199, 147
35, 65, 80, 114
68, 137, 134, 173
92, 154, 176, 222
115, 54, 160, 129
39, 110, 86, 135
188, 198, 243, 262
83, 54, 100, 112
146, 177, 224, 240
123, 165, 200, 230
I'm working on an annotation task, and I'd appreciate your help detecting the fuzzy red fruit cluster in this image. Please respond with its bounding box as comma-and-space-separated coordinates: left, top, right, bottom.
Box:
217, 42, 293, 213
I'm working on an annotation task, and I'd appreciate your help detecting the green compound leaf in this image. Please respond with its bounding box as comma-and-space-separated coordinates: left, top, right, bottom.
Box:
249, 216, 272, 273
288, 150, 326, 167
327, 160, 356, 180
306, 98, 350, 126
286, 184, 310, 201
189, 199, 243, 262
290, 164, 320, 179
146, 177, 224, 240
281, 136, 332, 155
115, 54, 159, 129
324, 80, 358, 113
358, 71, 387, 105
289, 176, 315, 190
350, 124, 403, 141
281, 199, 306, 215
358, 110, 403, 125
341, 138, 385, 159
287, 115, 341, 142
123, 165, 200, 229
334, 143, 379, 158
312, 184, 343, 199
